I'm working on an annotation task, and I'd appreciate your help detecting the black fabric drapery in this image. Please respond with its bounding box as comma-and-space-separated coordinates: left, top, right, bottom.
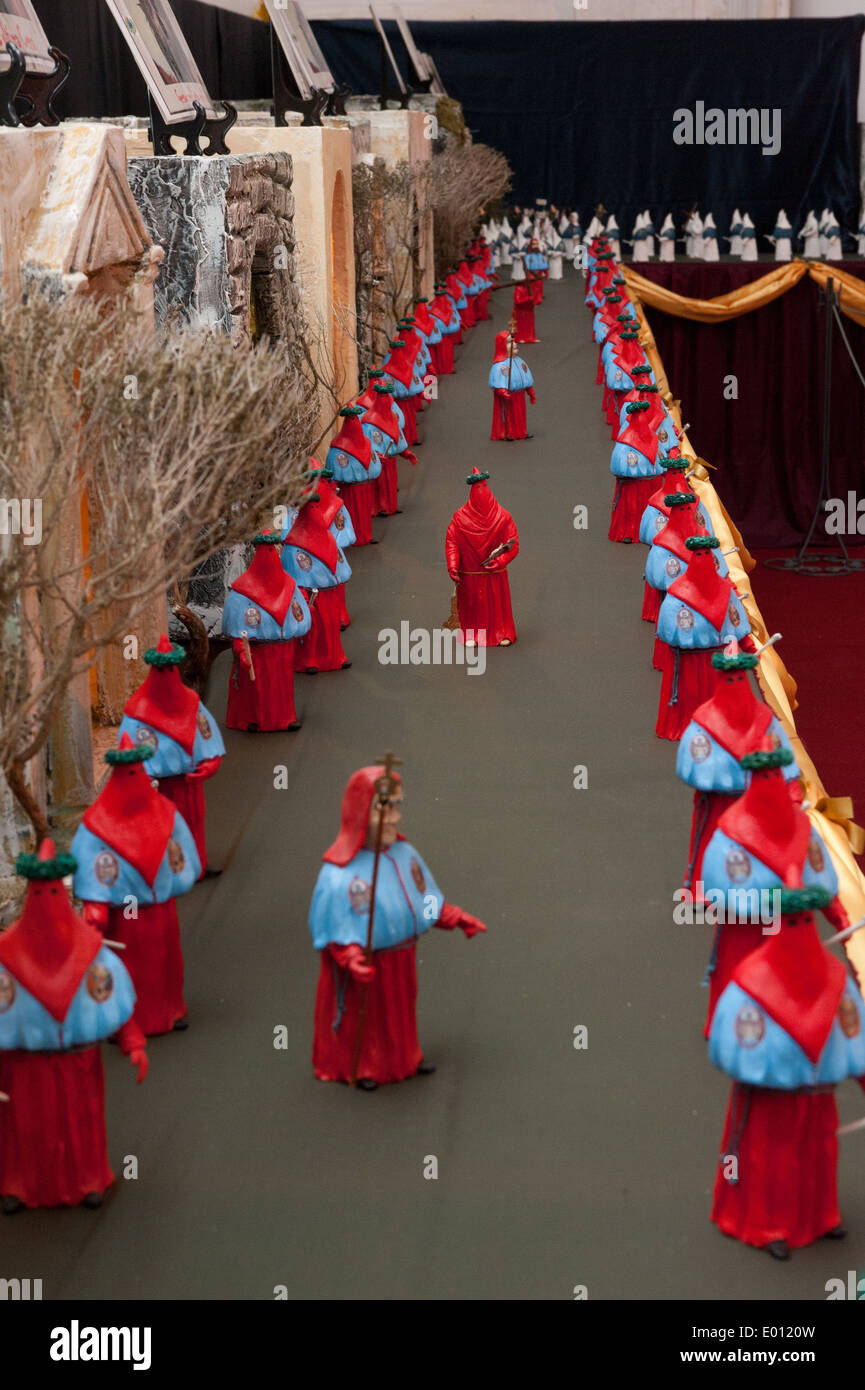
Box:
636, 260, 865, 549
24, 9, 865, 249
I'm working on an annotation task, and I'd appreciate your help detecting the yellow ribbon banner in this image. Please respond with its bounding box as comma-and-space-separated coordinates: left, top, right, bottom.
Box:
627, 291, 865, 985
623, 259, 865, 328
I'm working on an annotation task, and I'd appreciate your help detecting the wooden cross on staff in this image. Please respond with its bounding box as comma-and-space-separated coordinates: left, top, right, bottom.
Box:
349, 750, 403, 1087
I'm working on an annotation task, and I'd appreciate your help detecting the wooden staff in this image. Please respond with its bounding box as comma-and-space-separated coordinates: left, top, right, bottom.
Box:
241, 629, 256, 682
350, 750, 402, 1088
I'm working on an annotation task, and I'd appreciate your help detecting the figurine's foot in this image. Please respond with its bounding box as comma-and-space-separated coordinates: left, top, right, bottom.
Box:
341, 660, 352, 670
416, 1061, 436, 1076
173, 1016, 189, 1032
247, 722, 259, 732
357, 1078, 378, 1091
81, 1192, 104, 1209
2, 1195, 23, 1215
393, 509, 404, 515
340, 623, 349, 631
302, 667, 319, 675
498, 639, 512, 647
766, 1239, 790, 1261
287, 720, 302, 732
524, 434, 535, 440
622, 537, 633, 545
203, 865, 222, 878
369, 539, 379, 545
825, 1223, 847, 1239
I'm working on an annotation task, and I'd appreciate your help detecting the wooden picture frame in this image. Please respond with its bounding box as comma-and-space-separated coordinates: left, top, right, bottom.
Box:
270, 1, 336, 100
102, 0, 220, 124
0, 0, 55, 75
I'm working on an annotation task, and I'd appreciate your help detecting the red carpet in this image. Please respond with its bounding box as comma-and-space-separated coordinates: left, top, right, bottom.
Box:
749, 547, 865, 843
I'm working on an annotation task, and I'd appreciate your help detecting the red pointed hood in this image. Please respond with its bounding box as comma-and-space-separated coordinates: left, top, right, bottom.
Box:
362, 390, 400, 444
412, 301, 436, 335
124, 633, 200, 755
231, 534, 297, 626
0, 840, 103, 1022
284, 502, 339, 573
618, 406, 660, 464
733, 910, 846, 1063
668, 550, 736, 634
355, 373, 385, 411
620, 386, 665, 432
301, 469, 343, 530
612, 333, 646, 374
83, 735, 178, 888
718, 743, 811, 883
323, 765, 403, 865
653, 502, 707, 562
429, 290, 454, 324
450, 469, 516, 553
647, 469, 692, 515
456, 260, 474, 287
332, 409, 373, 467
383, 341, 414, 389
445, 271, 465, 302
691, 642, 774, 758
493, 330, 514, 364
398, 323, 423, 358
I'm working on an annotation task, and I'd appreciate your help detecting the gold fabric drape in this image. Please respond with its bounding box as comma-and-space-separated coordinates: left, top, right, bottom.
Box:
622, 258, 865, 327
627, 296, 865, 985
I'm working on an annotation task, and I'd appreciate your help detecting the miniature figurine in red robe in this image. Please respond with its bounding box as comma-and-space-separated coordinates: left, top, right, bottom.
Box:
222, 533, 311, 731
708, 887, 865, 1258
489, 330, 536, 442
445, 468, 519, 647
308, 762, 487, 1088
120, 635, 225, 879
326, 405, 382, 547
0, 842, 147, 1212
513, 281, 538, 344
283, 499, 352, 674
71, 738, 201, 1036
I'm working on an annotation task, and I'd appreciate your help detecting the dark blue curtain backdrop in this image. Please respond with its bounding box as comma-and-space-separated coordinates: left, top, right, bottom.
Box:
30, 7, 864, 246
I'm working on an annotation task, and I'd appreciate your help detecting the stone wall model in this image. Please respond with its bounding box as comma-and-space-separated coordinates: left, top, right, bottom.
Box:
127, 151, 300, 341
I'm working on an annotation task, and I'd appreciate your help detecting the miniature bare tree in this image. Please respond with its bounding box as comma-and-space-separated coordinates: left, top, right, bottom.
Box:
0, 291, 316, 839
429, 144, 512, 278
352, 158, 432, 377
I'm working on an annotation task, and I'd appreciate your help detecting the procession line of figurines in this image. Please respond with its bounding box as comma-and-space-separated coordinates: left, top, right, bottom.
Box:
0, 231, 515, 1212
585, 224, 865, 1259
488, 199, 860, 269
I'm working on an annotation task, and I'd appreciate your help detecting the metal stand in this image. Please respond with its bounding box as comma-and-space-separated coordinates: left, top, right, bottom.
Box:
0, 43, 25, 127
148, 94, 237, 157
15, 45, 70, 127
325, 84, 352, 117
271, 27, 327, 127
765, 277, 865, 576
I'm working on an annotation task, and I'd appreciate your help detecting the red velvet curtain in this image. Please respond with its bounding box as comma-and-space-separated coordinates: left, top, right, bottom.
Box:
637, 261, 865, 548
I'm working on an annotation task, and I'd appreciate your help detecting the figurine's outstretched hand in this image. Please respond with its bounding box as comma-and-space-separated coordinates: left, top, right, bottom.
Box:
117, 1019, 148, 1083
128, 1048, 149, 1084
438, 902, 487, 938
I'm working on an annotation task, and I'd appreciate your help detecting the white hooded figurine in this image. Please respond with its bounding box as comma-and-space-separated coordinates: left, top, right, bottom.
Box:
631, 211, 648, 263
642, 210, 655, 259
548, 230, 564, 280
558, 213, 569, 235
584, 214, 603, 245
605, 213, 621, 261
563, 212, 582, 260
817, 208, 831, 258
510, 233, 526, 280
767, 209, 792, 262
740, 212, 758, 261
824, 210, 842, 260
517, 212, 532, 237
857, 213, 865, 258
659, 212, 676, 262
498, 216, 514, 266
689, 211, 704, 258
702, 212, 719, 261
726, 209, 743, 257
798, 209, 820, 258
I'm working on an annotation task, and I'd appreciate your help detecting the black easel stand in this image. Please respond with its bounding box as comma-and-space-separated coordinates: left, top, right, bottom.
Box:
765, 277, 865, 576
0, 43, 25, 126
148, 94, 237, 157
378, 38, 409, 110
271, 28, 327, 127
326, 84, 352, 117
15, 45, 70, 126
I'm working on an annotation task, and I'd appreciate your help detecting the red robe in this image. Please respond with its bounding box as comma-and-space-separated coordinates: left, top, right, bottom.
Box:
226, 541, 304, 730
513, 283, 538, 343
445, 474, 519, 646
314, 942, 422, 1084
